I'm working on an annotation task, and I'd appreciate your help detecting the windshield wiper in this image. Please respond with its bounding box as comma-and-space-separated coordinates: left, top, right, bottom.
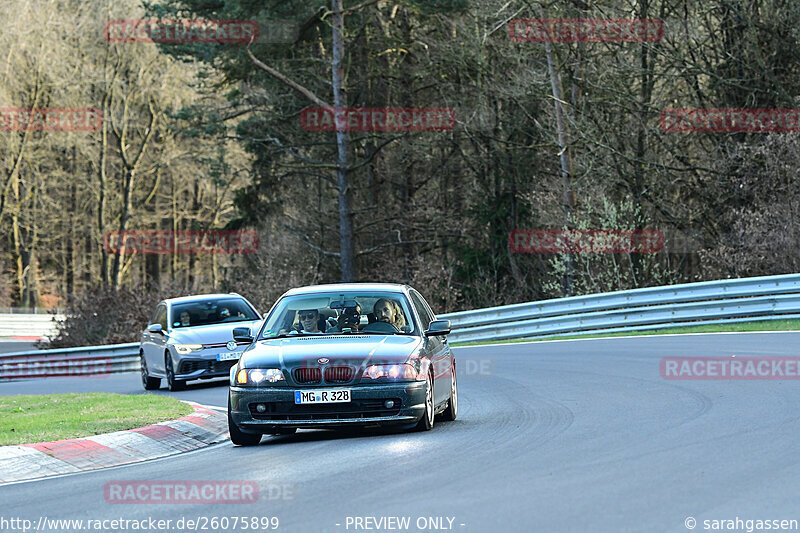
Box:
357, 331, 410, 335
261, 332, 319, 340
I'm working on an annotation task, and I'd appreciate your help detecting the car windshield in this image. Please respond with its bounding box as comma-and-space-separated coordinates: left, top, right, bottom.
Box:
260, 292, 416, 339
171, 298, 258, 328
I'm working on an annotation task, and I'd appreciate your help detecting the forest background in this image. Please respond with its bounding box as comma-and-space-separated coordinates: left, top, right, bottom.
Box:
1, 0, 797, 345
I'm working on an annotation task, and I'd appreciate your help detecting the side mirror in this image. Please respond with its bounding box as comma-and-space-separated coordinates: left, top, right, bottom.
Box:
424, 320, 451, 337
147, 323, 163, 334
233, 327, 254, 343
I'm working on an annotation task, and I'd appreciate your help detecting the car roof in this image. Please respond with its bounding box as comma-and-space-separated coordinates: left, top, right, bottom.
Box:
282, 283, 410, 297
162, 293, 245, 305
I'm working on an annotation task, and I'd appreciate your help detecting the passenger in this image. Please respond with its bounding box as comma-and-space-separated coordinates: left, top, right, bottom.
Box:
330, 302, 362, 332
373, 298, 406, 330
179, 311, 191, 326
298, 309, 326, 333
219, 307, 231, 319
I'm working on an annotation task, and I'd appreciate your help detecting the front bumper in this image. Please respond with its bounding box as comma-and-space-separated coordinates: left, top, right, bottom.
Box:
230, 381, 426, 431
174, 357, 238, 380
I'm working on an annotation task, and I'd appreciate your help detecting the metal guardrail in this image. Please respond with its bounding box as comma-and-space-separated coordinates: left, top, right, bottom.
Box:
0, 314, 65, 338
1, 307, 64, 315
0, 343, 139, 379
440, 273, 800, 344
3, 273, 800, 379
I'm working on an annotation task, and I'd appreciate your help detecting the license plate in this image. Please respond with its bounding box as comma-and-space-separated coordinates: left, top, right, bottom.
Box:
216, 352, 242, 361
294, 389, 351, 404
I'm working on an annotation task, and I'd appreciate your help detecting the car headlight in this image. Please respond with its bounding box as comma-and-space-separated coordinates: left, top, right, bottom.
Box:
235, 368, 285, 386
362, 364, 419, 380
174, 344, 203, 354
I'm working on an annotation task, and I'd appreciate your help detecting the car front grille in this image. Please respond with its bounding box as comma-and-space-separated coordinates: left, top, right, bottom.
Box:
202, 341, 250, 349
293, 367, 321, 384
179, 359, 237, 375
248, 399, 402, 421
324, 366, 355, 383
293, 336, 370, 340
292, 365, 356, 385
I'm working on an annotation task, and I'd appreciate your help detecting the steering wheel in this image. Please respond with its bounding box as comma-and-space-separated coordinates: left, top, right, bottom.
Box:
361, 321, 400, 334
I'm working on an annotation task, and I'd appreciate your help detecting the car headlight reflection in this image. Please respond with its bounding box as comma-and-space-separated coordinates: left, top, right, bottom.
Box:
174, 344, 203, 354
235, 368, 284, 386
362, 364, 418, 380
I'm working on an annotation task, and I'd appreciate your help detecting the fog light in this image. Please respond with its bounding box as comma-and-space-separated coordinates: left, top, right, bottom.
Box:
384, 400, 395, 408
256, 404, 266, 413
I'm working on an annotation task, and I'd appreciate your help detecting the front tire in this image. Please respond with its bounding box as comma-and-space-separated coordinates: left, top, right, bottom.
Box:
140, 352, 160, 390
440, 364, 458, 422
414, 369, 435, 431
228, 394, 262, 446
165, 353, 186, 392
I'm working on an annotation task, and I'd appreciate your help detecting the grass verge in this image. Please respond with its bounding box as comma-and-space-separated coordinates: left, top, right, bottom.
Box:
0, 393, 194, 446
452, 319, 800, 347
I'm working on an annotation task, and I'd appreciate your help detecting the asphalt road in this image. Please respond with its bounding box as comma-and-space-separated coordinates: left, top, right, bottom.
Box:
3, 332, 800, 532
0, 340, 37, 353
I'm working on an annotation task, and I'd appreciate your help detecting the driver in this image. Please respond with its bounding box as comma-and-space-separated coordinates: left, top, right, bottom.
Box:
179, 311, 191, 326
373, 298, 406, 330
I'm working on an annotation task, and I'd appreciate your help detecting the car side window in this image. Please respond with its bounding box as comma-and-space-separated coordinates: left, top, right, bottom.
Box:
154, 305, 168, 329
150, 305, 162, 325
419, 292, 437, 321
410, 292, 433, 331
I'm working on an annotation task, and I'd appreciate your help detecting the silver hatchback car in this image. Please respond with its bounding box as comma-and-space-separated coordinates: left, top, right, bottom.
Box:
139, 293, 262, 391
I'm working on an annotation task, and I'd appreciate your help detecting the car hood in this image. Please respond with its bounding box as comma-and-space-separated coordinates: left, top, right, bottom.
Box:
241, 335, 423, 369
168, 320, 262, 345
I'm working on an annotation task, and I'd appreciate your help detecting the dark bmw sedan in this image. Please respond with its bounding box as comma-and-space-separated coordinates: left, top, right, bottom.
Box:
227, 283, 457, 445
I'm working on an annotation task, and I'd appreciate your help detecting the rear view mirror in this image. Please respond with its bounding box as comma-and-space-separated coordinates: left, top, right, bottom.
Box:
424, 320, 451, 337
233, 327, 254, 343
330, 299, 358, 310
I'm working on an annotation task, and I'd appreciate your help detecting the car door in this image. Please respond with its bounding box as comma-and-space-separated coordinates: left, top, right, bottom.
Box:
141, 304, 160, 372
420, 292, 454, 406
143, 304, 169, 376
410, 290, 451, 407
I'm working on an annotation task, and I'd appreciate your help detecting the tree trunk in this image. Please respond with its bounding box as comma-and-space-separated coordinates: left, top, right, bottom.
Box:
630, 0, 654, 285
12, 172, 38, 307
188, 178, 200, 289
110, 102, 157, 288
331, 0, 356, 281
542, 8, 575, 296
112, 167, 135, 288
97, 57, 112, 288
66, 148, 77, 302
